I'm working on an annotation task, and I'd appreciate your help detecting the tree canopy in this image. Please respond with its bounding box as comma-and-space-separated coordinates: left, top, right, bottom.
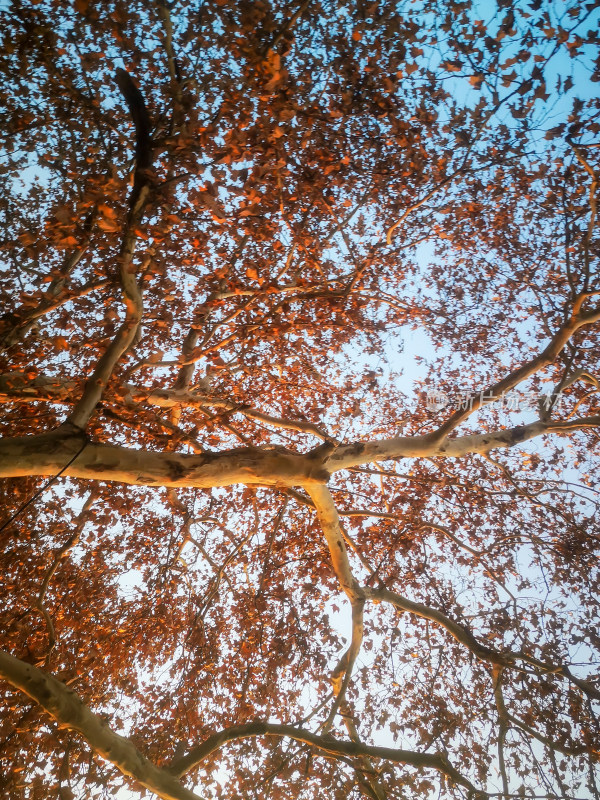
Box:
1, 1, 600, 798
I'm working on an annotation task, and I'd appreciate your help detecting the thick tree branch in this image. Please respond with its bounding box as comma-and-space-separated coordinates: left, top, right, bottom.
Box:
305, 485, 365, 724
0, 650, 203, 800
2, 415, 600, 489
305, 484, 387, 798
327, 414, 600, 470
0, 426, 330, 488
322, 600, 365, 728
306, 484, 365, 603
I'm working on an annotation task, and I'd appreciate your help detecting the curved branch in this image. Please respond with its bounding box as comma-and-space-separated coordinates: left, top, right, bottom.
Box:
322, 600, 365, 732
368, 586, 504, 664
328, 414, 600, 471
167, 721, 479, 793
305, 484, 387, 798
306, 484, 365, 603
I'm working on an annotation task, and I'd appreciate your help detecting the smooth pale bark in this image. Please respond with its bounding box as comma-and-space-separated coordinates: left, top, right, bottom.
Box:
1, 416, 599, 488
0, 426, 331, 487
326, 414, 600, 471
306, 484, 365, 603
0, 650, 202, 800
306, 485, 367, 739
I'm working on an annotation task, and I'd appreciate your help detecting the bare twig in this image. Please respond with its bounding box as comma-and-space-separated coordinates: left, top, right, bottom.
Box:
35, 491, 96, 653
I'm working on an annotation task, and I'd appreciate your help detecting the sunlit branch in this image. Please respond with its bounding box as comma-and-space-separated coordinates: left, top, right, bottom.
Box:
306, 484, 364, 604
327, 413, 600, 470
236, 405, 334, 441
304, 486, 389, 796
322, 599, 365, 733
3, 415, 600, 489
305, 484, 366, 712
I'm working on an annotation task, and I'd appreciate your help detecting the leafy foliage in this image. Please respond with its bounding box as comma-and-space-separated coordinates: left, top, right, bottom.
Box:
1, 1, 600, 798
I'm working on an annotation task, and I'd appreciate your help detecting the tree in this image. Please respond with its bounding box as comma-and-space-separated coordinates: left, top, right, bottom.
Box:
1, 0, 599, 797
